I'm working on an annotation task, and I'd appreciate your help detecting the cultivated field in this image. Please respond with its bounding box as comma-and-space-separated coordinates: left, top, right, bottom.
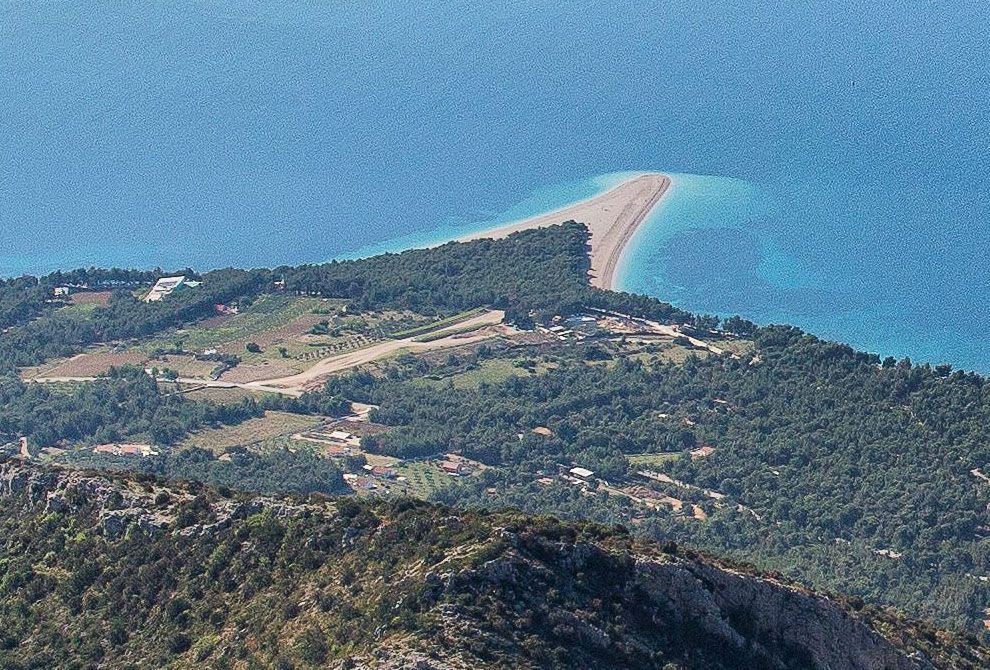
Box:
22, 350, 148, 379
178, 411, 323, 453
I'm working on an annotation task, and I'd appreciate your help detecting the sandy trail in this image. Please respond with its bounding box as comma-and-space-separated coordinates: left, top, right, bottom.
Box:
28, 375, 306, 397
457, 173, 671, 289
246, 309, 507, 393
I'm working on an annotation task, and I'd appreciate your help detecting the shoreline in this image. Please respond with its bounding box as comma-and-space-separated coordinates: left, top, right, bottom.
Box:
455, 172, 671, 289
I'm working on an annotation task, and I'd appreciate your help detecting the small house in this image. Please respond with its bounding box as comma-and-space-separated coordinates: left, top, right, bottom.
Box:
372, 466, 396, 479
441, 461, 464, 475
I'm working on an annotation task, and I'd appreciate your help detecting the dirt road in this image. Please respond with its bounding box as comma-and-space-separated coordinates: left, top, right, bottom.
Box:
245, 309, 507, 393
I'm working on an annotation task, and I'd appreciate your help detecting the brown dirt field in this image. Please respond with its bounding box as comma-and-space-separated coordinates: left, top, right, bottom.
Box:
266, 313, 327, 341
178, 386, 260, 404
220, 361, 299, 383
196, 314, 232, 329
26, 351, 148, 379
69, 291, 112, 306
151, 355, 217, 378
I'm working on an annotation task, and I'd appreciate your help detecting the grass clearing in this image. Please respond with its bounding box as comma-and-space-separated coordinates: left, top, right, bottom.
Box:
628, 452, 683, 468
161, 295, 334, 354
714, 338, 756, 356
447, 359, 532, 389
656, 344, 710, 364
412, 321, 488, 343
178, 411, 322, 453
175, 385, 263, 404
392, 307, 487, 339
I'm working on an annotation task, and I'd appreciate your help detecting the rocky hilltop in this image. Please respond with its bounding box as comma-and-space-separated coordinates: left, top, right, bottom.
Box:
0, 458, 985, 670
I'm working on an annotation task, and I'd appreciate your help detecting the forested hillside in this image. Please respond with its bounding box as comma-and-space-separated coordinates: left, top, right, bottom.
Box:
1, 461, 986, 670
3, 223, 990, 643
333, 329, 990, 630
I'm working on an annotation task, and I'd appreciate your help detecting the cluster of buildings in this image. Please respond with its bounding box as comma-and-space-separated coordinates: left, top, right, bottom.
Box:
92, 443, 159, 457
536, 314, 601, 341
344, 465, 404, 492
295, 427, 364, 456
440, 460, 474, 476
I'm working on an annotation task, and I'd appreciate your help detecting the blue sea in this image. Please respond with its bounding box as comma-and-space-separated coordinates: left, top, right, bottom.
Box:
2, 1, 988, 369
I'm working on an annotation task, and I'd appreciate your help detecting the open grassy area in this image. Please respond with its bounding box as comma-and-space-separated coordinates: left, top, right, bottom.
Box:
178, 411, 322, 453
391, 307, 487, 339
446, 358, 532, 389
412, 320, 489, 343
158, 295, 336, 355
175, 385, 264, 404
714, 338, 756, 356
628, 452, 683, 469
656, 343, 710, 364
407, 356, 552, 391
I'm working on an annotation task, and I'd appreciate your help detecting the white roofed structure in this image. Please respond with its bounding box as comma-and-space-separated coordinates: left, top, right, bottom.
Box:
144, 276, 188, 302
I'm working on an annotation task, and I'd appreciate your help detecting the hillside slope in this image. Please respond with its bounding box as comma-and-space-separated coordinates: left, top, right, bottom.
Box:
0, 459, 986, 670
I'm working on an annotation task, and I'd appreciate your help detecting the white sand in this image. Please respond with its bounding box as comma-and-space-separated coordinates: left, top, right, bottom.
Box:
456, 173, 671, 289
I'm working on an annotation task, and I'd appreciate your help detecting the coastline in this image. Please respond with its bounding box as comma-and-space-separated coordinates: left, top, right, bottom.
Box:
455, 173, 671, 289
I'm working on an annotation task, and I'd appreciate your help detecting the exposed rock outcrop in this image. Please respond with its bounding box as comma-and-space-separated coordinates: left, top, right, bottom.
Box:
0, 458, 984, 670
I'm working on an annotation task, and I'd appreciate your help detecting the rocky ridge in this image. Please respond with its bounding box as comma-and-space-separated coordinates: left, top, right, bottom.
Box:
0, 458, 985, 669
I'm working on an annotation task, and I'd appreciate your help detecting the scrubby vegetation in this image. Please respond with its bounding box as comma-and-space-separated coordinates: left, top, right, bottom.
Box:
0, 463, 985, 670
68, 447, 348, 496
0, 367, 262, 448
336, 330, 990, 631
276, 223, 595, 322
4, 223, 990, 646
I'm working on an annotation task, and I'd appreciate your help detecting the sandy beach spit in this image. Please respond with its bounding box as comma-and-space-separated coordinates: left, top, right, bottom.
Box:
456, 173, 671, 289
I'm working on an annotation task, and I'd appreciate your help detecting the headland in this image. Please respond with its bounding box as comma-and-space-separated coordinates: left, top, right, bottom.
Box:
456, 172, 671, 289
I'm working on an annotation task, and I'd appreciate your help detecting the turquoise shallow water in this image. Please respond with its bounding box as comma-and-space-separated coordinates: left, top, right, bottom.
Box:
2, 1, 989, 370
340, 172, 640, 259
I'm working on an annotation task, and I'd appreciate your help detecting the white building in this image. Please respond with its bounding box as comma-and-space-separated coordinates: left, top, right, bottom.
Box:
144, 276, 189, 302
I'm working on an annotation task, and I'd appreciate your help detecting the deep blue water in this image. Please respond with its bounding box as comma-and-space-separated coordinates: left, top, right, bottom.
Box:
2, 1, 989, 369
